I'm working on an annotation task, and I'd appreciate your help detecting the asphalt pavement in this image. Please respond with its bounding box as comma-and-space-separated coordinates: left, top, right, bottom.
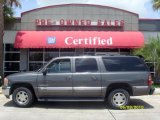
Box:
0, 94, 160, 120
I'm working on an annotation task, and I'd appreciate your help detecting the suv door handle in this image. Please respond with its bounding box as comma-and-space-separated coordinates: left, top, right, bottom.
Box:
91, 76, 98, 81
66, 76, 72, 81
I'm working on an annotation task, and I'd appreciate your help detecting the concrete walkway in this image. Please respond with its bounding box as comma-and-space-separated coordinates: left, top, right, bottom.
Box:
154, 88, 160, 95
1, 95, 160, 120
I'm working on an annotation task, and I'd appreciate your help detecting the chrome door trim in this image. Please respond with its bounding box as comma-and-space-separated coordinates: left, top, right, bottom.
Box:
39, 87, 73, 91
73, 87, 101, 91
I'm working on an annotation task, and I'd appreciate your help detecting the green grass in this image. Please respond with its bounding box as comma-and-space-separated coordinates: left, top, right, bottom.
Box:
152, 84, 160, 88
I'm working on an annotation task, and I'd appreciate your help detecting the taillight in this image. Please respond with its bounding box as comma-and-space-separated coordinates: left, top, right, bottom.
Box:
148, 75, 153, 86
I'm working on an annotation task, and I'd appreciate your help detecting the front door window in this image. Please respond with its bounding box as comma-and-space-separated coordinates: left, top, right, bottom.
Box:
47, 59, 71, 73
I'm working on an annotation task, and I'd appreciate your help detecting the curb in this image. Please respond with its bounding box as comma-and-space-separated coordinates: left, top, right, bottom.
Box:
0, 87, 2, 94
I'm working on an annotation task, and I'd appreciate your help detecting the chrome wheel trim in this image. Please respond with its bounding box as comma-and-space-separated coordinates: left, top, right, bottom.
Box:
16, 91, 29, 105
112, 92, 126, 106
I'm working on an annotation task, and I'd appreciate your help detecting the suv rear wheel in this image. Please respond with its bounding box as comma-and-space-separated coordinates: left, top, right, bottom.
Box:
107, 89, 130, 109
12, 87, 34, 107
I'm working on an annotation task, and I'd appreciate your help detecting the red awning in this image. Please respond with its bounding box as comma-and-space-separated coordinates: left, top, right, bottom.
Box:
14, 31, 144, 48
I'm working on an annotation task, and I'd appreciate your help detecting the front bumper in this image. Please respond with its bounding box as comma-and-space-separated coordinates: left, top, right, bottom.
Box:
2, 86, 10, 98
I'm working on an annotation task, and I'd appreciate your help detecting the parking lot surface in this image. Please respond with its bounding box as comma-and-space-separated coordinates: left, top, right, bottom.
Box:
0, 95, 160, 120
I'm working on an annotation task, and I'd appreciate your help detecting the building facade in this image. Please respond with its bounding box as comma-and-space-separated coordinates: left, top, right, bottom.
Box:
3, 4, 160, 77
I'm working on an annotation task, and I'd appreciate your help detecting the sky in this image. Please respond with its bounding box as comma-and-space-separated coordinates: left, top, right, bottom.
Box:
13, 0, 160, 18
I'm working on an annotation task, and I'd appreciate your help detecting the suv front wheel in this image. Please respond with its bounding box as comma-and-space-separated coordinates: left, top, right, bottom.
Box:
12, 87, 34, 107
107, 89, 130, 109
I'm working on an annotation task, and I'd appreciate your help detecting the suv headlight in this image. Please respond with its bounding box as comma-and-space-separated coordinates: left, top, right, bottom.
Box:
4, 78, 9, 86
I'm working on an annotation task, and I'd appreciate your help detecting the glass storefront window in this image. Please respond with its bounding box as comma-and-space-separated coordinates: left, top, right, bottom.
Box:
29, 48, 44, 71
5, 44, 20, 51
84, 48, 95, 55
29, 52, 43, 61
60, 52, 75, 56
4, 44, 20, 76
120, 49, 131, 52
4, 72, 17, 77
5, 53, 20, 61
84, 48, 95, 52
96, 48, 119, 52
45, 52, 59, 61
4, 62, 20, 71
45, 48, 59, 52
60, 48, 75, 52
29, 63, 43, 71
60, 48, 75, 57
29, 48, 43, 52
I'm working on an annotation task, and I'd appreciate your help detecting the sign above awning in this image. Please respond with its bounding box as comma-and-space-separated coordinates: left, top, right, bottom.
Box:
14, 31, 144, 48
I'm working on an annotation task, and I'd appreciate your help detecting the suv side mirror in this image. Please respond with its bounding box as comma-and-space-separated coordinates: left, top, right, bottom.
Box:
42, 68, 47, 76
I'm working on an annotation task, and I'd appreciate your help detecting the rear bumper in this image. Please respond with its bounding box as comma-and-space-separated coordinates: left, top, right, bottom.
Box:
2, 86, 10, 98
132, 86, 150, 96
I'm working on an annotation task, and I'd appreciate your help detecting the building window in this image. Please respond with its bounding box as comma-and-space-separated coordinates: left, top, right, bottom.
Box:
60, 48, 75, 56
4, 44, 20, 77
84, 48, 95, 55
29, 48, 43, 71
28, 48, 76, 71
5, 44, 19, 51
28, 48, 133, 71
5, 53, 20, 61
29, 52, 43, 61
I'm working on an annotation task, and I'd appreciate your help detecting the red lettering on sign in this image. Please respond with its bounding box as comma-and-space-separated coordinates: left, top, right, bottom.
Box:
35, 19, 125, 27
103, 20, 108, 26
115, 20, 119, 26
66, 19, 73, 25
109, 20, 113, 26
35, 19, 40, 25
47, 19, 52, 25
60, 19, 65, 25
81, 20, 85, 26
86, 20, 91, 26
40, 19, 45, 25
120, 20, 124, 26
97, 20, 102, 26
74, 20, 79, 26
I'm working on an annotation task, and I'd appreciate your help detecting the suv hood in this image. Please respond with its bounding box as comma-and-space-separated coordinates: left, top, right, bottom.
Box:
6, 71, 39, 82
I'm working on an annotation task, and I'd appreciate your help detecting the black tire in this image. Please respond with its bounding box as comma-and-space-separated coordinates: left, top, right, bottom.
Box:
107, 89, 130, 109
12, 87, 34, 107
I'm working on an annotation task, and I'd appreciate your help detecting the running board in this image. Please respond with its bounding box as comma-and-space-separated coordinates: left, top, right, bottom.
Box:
38, 98, 104, 102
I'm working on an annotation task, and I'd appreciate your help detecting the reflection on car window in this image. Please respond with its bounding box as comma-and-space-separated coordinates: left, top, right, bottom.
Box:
102, 57, 147, 71
75, 58, 98, 72
47, 59, 71, 73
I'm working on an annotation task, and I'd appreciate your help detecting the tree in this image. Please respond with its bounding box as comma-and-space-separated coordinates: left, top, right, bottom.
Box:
3, 3, 15, 24
133, 35, 160, 82
152, 0, 160, 10
0, 0, 21, 83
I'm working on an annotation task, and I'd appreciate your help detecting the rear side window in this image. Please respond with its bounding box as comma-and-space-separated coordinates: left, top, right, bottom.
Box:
102, 57, 147, 72
75, 58, 98, 72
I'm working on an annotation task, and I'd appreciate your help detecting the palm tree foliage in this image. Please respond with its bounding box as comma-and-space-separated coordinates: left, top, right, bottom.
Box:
0, 0, 21, 7
133, 35, 160, 80
0, 0, 21, 24
152, 0, 160, 10
0, 0, 21, 83
3, 5, 14, 24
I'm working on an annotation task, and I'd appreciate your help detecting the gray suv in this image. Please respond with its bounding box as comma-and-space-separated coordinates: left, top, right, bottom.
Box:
2, 56, 152, 109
